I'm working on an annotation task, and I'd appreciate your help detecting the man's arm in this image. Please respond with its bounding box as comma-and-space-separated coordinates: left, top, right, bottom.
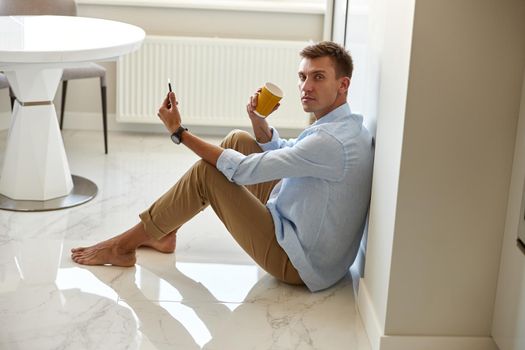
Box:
180, 131, 222, 167
219, 130, 345, 185
157, 92, 223, 166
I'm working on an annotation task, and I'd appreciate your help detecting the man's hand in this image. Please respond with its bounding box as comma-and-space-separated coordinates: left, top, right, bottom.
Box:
247, 89, 279, 143
157, 92, 181, 133
157, 90, 223, 165
246, 89, 280, 120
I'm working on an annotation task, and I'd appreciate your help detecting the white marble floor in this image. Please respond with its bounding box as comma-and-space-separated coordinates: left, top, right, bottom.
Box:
0, 130, 371, 350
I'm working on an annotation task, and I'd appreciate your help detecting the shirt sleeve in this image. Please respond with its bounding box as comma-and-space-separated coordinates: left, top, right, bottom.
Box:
257, 127, 297, 151
217, 130, 345, 185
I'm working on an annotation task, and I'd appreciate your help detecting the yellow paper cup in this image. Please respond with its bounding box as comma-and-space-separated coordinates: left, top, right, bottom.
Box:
255, 82, 283, 118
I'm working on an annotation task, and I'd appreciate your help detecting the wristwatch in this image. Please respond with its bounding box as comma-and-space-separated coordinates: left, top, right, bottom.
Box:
170, 126, 188, 144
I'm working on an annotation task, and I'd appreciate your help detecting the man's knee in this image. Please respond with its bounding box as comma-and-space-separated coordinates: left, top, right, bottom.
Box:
220, 129, 254, 149
194, 159, 216, 173
191, 159, 228, 188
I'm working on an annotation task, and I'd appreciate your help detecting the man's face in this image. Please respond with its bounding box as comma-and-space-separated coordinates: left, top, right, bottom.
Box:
297, 56, 349, 119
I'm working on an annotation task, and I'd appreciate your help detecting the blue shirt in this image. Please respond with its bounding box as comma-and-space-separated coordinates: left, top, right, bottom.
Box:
217, 103, 374, 291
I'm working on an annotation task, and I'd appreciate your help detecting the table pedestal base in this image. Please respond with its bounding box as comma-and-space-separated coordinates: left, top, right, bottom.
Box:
1, 67, 75, 201
0, 175, 97, 212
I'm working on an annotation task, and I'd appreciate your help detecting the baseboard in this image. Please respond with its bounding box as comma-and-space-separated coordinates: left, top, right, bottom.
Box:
356, 279, 498, 350
379, 335, 498, 350
357, 279, 383, 350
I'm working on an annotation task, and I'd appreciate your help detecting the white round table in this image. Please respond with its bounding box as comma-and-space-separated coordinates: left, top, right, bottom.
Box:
0, 16, 145, 211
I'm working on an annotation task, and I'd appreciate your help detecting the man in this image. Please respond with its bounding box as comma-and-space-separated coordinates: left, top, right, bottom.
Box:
71, 41, 374, 292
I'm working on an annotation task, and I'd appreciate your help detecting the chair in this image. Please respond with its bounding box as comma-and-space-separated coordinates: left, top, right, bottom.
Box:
0, 0, 109, 154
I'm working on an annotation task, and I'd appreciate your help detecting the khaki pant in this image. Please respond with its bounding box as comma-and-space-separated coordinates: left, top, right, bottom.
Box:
139, 130, 304, 286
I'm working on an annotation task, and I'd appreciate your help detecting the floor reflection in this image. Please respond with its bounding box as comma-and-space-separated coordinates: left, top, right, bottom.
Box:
0, 236, 361, 350
82, 251, 324, 350
83, 255, 265, 349
0, 239, 140, 350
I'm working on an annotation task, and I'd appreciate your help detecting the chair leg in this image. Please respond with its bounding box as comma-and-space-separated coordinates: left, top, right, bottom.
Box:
60, 81, 68, 130
101, 84, 108, 154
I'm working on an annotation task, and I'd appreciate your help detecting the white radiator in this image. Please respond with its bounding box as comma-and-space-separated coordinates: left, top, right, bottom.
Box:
117, 36, 310, 129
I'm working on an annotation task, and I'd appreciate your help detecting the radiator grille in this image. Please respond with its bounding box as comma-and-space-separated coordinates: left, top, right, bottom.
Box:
117, 36, 310, 129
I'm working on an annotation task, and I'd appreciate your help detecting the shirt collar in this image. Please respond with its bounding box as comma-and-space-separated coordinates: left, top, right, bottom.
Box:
311, 103, 352, 126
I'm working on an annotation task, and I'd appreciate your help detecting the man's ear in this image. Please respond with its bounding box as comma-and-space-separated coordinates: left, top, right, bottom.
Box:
339, 76, 350, 94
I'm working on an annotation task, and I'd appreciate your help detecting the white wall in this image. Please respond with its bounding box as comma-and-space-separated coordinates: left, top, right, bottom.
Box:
357, 0, 414, 347
388, 0, 524, 335
492, 73, 525, 350
358, 0, 525, 349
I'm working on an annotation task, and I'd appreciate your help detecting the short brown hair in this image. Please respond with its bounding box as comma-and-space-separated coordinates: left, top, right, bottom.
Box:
300, 41, 353, 79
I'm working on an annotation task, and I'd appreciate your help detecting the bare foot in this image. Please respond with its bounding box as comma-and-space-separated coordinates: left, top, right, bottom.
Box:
71, 223, 175, 265
71, 236, 136, 266
139, 232, 176, 253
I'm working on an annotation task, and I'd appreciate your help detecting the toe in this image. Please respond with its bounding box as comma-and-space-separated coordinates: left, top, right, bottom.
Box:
71, 251, 82, 258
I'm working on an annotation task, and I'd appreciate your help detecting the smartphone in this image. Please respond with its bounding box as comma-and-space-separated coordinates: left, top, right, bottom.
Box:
167, 79, 172, 108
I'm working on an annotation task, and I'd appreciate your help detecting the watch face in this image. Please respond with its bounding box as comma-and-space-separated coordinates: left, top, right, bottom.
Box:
170, 126, 186, 144
171, 133, 181, 144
